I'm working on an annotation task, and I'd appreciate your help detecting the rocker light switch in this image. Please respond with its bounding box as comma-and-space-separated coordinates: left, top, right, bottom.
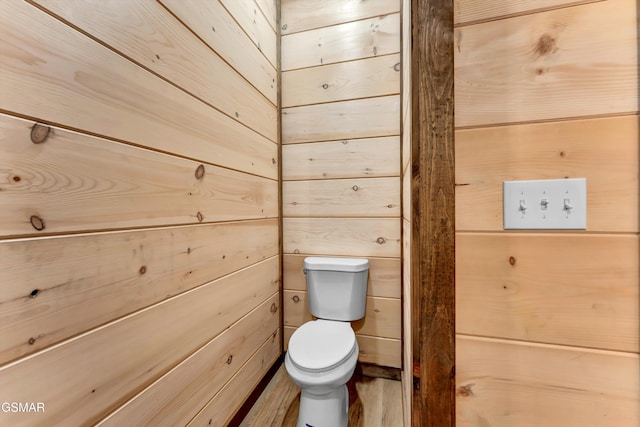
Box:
503, 178, 587, 230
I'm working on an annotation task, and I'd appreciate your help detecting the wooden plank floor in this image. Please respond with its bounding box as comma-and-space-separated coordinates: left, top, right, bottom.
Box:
239, 363, 404, 426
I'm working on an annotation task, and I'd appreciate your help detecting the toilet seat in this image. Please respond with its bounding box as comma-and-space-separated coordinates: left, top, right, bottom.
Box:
288, 319, 356, 372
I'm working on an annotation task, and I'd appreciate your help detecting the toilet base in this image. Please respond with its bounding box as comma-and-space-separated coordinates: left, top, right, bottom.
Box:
296, 384, 349, 427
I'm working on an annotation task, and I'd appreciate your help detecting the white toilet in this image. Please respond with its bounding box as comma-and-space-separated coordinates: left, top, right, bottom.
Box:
285, 256, 369, 427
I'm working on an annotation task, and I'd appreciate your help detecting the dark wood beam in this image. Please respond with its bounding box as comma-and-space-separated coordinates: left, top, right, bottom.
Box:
410, 0, 456, 425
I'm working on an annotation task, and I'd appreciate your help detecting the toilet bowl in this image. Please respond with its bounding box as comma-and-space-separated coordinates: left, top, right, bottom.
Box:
285, 320, 358, 427
285, 257, 369, 427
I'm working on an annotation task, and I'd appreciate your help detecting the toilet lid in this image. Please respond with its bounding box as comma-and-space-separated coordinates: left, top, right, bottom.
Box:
288, 320, 356, 372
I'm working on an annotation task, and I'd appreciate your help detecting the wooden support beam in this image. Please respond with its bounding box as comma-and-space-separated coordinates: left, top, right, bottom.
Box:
410, 0, 456, 425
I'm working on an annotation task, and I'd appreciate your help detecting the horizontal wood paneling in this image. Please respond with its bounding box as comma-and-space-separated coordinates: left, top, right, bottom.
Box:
457, 233, 639, 352
283, 218, 401, 257
220, 0, 278, 68
355, 335, 401, 370
283, 178, 400, 217
0, 257, 279, 426
454, 0, 638, 127
99, 294, 280, 427
188, 329, 281, 427
282, 54, 401, 107
281, 13, 401, 71
1, 115, 277, 237
282, 95, 400, 144
454, 0, 602, 26
456, 115, 639, 232
281, 1, 402, 372
455, 0, 639, 424
284, 290, 401, 340
281, 0, 400, 35
0, 219, 278, 364
31, 0, 277, 142
284, 326, 401, 369
457, 336, 640, 426
2, 0, 280, 424
0, 0, 277, 179
455, 0, 640, 427
282, 137, 400, 180
284, 254, 401, 299
159, 0, 277, 104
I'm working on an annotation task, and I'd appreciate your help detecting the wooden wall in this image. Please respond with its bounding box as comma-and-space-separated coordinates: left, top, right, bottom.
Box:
400, 0, 413, 424
280, 0, 403, 369
454, 1, 640, 425
0, 0, 279, 425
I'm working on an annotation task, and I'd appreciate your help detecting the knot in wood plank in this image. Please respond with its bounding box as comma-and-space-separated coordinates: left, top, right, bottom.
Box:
30, 215, 45, 231
195, 164, 205, 180
30, 123, 51, 144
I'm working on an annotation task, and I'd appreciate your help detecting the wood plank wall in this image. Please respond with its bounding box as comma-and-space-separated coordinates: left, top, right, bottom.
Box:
400, 0, 413, 424
0, 0, 279, 425
280, 0, 403, 369
454, 1, 640, 425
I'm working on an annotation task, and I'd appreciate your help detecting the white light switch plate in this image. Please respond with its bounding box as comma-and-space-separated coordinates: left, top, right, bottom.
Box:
503, 178, 587, 230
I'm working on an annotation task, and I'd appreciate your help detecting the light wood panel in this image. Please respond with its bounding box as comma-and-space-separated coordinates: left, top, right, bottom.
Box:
220, 0, 278, 68
281, 0, 400, 35
402, 167, 411, 225
400, 0, 413, 419
254, 0, 278, 32
0, 219, 277, 364
456, 115, 639, 232
280, 0, 402, 376
454, 0, 639, 425
284, 327, 402, 369
1, 115, 277, 237
456, 336, 640, 427
0, 0, 277, 179
0, 257, 279, 426
281, 13, 401, 71
283, 218, 401, 257
282, 137, 400, 179
32, 0, 277, 141
354, 335, 402, 370
455, 0, 638, 127
282, 54, 401, 107
457, 233, 639, 352
282, 95, 400, 143
454, 0, 602, 26
159, 0, 277, 104
2, 0, 281, 425
186, 330, 281, 426
284, 290, 401, 340
283, 177, 400, 217
401, 95, 411, 175
99, 294, 279, 427
284, 254, 401, 299
402, 218, 412, 426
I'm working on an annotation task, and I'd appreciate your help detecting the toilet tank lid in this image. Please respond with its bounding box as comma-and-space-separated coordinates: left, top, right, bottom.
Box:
304, 257, 369, 272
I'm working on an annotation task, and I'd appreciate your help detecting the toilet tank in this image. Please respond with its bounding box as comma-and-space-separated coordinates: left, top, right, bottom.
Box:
303, 257, 369, 321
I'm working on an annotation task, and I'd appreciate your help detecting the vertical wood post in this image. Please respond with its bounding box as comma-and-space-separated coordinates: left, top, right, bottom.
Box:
410, 0, 455, 425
